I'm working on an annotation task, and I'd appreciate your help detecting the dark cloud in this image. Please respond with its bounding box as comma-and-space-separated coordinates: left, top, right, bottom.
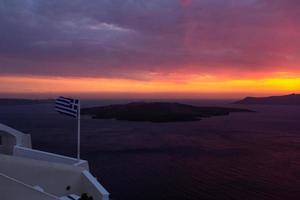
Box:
0, 0, 300, 79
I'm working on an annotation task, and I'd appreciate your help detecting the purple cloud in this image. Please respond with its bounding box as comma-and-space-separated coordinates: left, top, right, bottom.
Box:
0, 0, 300, 79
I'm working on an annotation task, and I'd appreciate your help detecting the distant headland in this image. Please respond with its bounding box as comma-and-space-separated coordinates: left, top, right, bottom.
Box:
235, 94, 300, 105
0, 99, 53, 106
81, 102, 253, 123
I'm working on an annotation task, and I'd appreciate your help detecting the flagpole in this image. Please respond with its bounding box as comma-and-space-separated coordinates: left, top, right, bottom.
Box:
77, 100, 81, 160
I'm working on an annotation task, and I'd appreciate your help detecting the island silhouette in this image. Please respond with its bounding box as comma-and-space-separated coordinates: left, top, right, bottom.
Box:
0, 99, 53, 106
235, 94, 300, 105
81, 102, 253, 122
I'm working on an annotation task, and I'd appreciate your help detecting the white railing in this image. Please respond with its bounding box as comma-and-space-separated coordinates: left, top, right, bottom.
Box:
13, 146, 89, 169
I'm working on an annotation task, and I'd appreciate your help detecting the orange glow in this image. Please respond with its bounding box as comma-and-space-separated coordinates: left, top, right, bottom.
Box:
1, 72, 299, 98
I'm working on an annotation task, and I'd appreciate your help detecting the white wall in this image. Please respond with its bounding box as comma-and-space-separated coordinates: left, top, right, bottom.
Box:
14, 146, 89, 169
0, 173, 58, 200
81, 170, 110, 200
0, 123, 31, 148
0, 154, 83, 197
0, 132, 16, 154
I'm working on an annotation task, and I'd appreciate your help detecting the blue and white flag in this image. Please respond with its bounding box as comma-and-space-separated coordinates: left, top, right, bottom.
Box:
55, 96, 80, 118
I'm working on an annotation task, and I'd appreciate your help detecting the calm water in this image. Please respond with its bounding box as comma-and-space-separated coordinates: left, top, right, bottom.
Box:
0, 100, 300, 200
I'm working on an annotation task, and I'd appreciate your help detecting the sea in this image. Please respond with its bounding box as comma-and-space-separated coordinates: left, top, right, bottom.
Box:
0, 99, 299, 200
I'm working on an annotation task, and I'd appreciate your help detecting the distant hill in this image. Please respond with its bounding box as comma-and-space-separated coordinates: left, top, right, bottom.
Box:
0, 99, 53, 106
82, 102, 253, 122
235, 94, 300, 105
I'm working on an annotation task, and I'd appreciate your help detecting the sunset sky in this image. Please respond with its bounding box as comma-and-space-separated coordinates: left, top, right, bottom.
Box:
1, 0, 300, 99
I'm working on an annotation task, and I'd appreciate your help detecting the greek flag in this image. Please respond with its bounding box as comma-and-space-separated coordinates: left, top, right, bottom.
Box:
55, 96, 80, 118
